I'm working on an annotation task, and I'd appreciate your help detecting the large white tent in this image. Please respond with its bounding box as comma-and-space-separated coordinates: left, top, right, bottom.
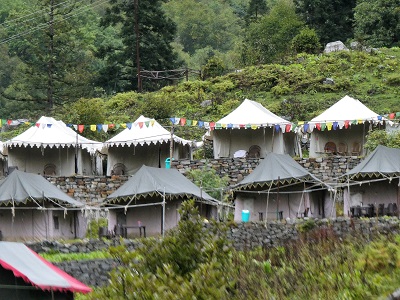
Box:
211, 99, 295, 158
307, 95, 384, 157
4, 116, 104, 176
104, 115, 193, 175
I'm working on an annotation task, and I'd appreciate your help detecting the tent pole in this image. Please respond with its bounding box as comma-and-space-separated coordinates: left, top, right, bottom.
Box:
397, 179, 400, 218
271, 127, 275, 152
75, 132, 78, 174
277, 177, 280, 221
162, 188, 166, 238
169, 125, 174, 166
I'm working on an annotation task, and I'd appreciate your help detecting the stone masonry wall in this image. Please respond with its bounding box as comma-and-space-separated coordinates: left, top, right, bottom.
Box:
43, 156, 361, 203
31, 217, 400, 287
171, 156, 362, 185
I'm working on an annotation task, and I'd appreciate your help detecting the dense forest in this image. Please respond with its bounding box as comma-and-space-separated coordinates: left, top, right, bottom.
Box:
0, 0, 399, 141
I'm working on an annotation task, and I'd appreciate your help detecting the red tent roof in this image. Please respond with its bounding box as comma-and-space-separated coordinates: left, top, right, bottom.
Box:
0, 242, 91, 294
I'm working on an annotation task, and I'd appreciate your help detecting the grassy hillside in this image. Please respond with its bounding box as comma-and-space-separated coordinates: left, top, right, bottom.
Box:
76, 47, 399, 141
4, 47, 397, 143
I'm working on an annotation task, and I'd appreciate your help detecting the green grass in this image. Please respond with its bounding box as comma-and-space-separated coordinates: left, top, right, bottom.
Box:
41, 250, 111, 263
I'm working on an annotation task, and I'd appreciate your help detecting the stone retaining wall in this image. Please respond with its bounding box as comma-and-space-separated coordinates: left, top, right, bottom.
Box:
43, 156, 361, 203
171, 156, 362, 185
32, 217, 400, 288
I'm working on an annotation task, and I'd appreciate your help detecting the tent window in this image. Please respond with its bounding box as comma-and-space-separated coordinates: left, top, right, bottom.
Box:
53, 216, 59, 230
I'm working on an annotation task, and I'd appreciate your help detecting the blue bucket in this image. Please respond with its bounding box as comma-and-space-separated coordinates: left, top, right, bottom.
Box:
242, 210, 250, 222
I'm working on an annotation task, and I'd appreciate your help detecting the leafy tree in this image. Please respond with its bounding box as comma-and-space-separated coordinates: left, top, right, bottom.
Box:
354, 0, 400, 47
162, 0, 243, 55
364, 129, 400, 153
186, 167, 230, 201
241, 0, 304, 65
294, 0, 357, 45
291, 27, 321, 54
245, 0, 268, 24
89, 200, 234, 299
3, 0, 99, 112
98, 0, 179, 93
201, 56, 226, 80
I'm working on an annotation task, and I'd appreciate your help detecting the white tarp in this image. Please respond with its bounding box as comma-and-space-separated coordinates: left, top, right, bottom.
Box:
4, 116, 103, 176
307, 95, 383, 157
211, 99, 294, 158
104, 115, 193, 175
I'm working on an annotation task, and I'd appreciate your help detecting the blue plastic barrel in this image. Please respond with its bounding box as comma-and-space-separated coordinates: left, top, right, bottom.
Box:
242, 210, 250, 222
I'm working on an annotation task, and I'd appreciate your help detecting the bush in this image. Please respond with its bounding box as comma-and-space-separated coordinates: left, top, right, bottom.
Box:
86, 218, 108, 239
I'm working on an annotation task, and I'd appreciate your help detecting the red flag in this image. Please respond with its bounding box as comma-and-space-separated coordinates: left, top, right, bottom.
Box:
180, 118, 186, 126
344, 120, 349, 129
316, 123, 321, 131
389, 113, 395, 119
78, 124, 84, 133
138, 122, 143, 128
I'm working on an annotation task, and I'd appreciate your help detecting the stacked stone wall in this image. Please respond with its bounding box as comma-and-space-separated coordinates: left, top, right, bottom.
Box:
30, 217, 400, 288
43, 156, 361, 203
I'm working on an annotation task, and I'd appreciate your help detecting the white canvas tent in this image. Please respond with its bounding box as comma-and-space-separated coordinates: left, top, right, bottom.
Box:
105, 165, 220, 236
211, 99, 295, 158
4, 116, 104, 176
340, 145, 400, 217
0, 170, 87, 241
104, 115, 193, 175
232, 153, 333, 222
307, 95, 384, 158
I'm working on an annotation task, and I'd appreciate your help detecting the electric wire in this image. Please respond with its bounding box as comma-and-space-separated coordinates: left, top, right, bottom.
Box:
0, 0, 86, 29
0, 0, 110, 46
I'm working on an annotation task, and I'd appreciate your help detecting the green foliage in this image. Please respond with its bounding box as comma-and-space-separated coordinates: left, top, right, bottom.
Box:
354, 0, 400, 48
41, 250, 110, 263
365, 130, 400, 153
294, 0, 357, 45
99, 0, 179, 93
291, 27, 322, 54
242, 0, 305, 65
201, 57, 226, 80
89, 200, 234, 299
186, 167, 230, 200
86, 218, 108, 239
245, 0, 268, 24
296, 218, 316, 233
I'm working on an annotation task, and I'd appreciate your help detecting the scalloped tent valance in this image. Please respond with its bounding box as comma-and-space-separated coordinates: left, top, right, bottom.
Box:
4, 116, 102, 154
104, 115, 192, 148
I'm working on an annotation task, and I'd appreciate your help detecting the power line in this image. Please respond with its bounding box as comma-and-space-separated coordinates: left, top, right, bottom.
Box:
0, 0, 85, 28
0, 0, 109, 46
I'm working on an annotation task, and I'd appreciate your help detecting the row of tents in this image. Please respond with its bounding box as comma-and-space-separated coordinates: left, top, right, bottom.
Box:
0, 95, 395, 177
0, 144, 398, 241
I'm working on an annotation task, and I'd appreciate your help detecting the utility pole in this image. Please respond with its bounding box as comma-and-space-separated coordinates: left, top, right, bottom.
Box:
134, 0, 142, 92
47, 0, 55, 109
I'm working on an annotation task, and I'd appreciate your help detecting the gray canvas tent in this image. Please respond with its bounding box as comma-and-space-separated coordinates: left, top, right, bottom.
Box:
0, 241, 91, 299
106, 165, 220, 236
232, 153, 332, 221
341, 145, 400, 216
0, 170, 86, 240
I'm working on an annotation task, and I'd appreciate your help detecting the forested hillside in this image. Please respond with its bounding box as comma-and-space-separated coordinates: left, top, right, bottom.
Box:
0, 0, 399, 141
